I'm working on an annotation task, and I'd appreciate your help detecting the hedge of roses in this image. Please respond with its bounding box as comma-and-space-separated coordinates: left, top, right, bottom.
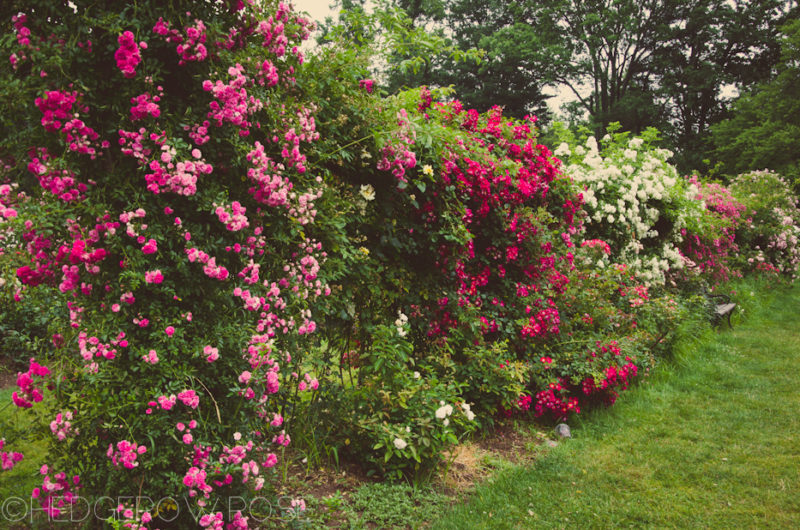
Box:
1, 1, 799, 527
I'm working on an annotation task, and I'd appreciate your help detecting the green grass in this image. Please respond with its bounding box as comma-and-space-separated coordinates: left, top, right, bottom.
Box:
0, 387, 47, 501
432, 285, 800, 529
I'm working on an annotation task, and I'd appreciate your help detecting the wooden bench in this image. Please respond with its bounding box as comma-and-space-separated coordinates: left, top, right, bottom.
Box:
708, 293, 736, 329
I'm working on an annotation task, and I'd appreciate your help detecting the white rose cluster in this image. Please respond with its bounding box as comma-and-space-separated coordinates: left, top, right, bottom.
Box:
359, 184, 375, 201
394, 310, 408, 337
432, 400, 477, 426
435, 401, 454, 426
461, 402, 475, 421
562, 133, 704, 285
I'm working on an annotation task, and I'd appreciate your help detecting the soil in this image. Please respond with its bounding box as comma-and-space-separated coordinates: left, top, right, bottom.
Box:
0, 368, 16, 389
278, 418, 561, 527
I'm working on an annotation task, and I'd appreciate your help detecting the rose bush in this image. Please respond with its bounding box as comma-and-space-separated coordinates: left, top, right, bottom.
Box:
728, 170, 800, 280
2, 1, 328, 526
677, 175, 747, 286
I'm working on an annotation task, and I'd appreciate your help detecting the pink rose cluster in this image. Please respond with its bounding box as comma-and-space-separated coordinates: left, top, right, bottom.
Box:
115, 31, 144, 78
26, 147, 88, 202
145, 269, 164, 284
203, 345, 220, 362
145, 144, 213, 196
186, 247, 230, 280
34, 90, 101, 158
130, 92, 161, 121
0, 184, 18, 220
176, 419, 198, 445
376, 109, 417, 182
0, 439, 24, 471
152, 17, 208, 65
34, 90, 79, 132
12, 358, 50, 408
32, 465, 81, 518
50, 411, 77, 441
202, 64, 263, 136
107, 439, 147, 469
215, 201, 249, 231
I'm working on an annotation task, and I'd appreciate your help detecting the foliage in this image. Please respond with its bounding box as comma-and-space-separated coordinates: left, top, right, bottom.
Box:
344, 482, 450, 529
0, 283, 64, 374
317, 0, 483, 90
326, 323, 476, 480
712, 19, 800, 188
384, 0, 552, 120
451, 339, 529, 424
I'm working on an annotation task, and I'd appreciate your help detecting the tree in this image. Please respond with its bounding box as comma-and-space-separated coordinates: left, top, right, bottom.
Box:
523, 0, 792, 170
383, 0, 794, 172
382, 0, 553, 120
656, 0, 792, 172
712, 19, 800, 187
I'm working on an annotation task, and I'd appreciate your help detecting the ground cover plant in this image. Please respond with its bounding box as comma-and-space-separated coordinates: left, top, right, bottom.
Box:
1, 1, 800, 528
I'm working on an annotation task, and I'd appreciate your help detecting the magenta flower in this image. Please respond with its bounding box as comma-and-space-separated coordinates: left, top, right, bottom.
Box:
359, 79, 374, 93
141, 238, 157, 254
114, 31, 142, 78
177, 389, 199, 409
144, 270, 163, 284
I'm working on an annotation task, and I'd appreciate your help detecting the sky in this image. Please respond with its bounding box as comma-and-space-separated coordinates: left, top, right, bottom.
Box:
292, 0, 336, 25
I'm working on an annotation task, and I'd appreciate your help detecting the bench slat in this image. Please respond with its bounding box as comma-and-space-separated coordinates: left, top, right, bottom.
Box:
715, 303, 736, 315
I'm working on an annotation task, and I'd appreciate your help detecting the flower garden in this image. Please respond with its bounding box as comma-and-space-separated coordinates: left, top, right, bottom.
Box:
0, 1, 799, 528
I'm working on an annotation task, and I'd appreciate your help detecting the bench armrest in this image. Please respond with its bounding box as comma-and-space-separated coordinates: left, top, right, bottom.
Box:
707, 293, 732, 304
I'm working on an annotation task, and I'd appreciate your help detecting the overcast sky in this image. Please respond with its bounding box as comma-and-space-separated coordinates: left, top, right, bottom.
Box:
292, 0, 336, 24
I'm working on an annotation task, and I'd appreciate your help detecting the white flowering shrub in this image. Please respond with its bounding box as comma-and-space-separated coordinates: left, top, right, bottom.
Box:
553, 123, 708, 285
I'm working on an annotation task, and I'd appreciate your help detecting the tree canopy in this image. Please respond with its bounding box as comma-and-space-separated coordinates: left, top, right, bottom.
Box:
712, 18, 800, 187
378, 0, 796, 172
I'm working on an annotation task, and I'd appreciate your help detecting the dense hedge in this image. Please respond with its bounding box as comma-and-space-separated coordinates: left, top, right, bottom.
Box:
1, 2, 798, 527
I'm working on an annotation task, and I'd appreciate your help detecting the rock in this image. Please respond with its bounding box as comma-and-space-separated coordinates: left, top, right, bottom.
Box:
554, 423, 571, 438
545, 439, 558, 448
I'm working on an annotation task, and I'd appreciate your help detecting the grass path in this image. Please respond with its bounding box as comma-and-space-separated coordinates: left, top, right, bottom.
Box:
432, 287, 800, 529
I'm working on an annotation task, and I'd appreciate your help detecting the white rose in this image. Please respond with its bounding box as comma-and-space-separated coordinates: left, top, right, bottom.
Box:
359, 184, 376, 201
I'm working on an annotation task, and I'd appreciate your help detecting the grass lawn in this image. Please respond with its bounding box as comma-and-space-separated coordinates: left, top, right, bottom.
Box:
432, 286, 800, 529
0, 386, 47, 501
